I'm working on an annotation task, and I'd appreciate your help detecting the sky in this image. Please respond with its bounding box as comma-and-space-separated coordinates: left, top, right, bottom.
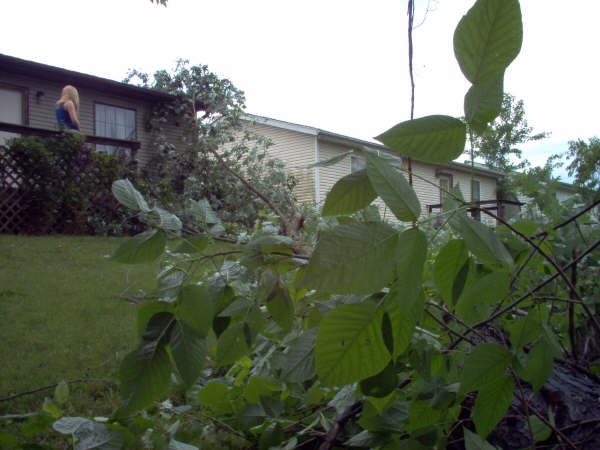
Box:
3, 0, 599, 181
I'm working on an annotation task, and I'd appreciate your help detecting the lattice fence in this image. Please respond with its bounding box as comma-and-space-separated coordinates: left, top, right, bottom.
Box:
0, 140, 143, 235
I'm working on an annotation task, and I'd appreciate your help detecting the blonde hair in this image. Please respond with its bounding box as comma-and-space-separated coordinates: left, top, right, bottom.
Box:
57, 85, 79, 112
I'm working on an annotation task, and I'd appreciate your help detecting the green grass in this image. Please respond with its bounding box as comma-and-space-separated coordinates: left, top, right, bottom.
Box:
0, 234, 159, 416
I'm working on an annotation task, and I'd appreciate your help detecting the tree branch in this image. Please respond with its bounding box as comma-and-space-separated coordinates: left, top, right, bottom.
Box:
318, 402, 363, 450
0, 379, 113, 402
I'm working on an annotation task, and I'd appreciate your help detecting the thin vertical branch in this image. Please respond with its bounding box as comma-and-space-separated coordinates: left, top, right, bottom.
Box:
407, 0, 415, 187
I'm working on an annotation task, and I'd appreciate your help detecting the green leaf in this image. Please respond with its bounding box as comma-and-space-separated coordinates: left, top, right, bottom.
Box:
463, 428, 499, 450
301, 223, 399, 295
170, 321, 207, 387
216, 322, 250, 366
111, 229, 166, 264
148, 206, 182, 232
365, 152, 421, 221
174, 235, 209, 254
197, 381, 232, 414
456, 271, 510, 324
360, 362, 397, 398
396, 228, 428, 303
315, 302, 391, 386
527, 415, 552, 441
454, 0, 523, 84
461, 343, 513, 393
282, 328, 317, 383
507, 314, 542, 350
322, 169, 377, 216
178, 285, 215, 337
244, 376, 280, 404
259, 423, 284, 450
137, 301, 175, 337
434, 239, 469, 305
53, 417, 91, 435
384, 284, 424, 358
472, 375, 514, 438
265, 283, 295, 331
520, 341, 553, 393
117, 312, 174, 416
465, 75, 504, 132
54, 380, 69, 405
188, 198, 219, 224
452, 215, 513, 268
112, 179, 150, 212
375, 115, 467, 164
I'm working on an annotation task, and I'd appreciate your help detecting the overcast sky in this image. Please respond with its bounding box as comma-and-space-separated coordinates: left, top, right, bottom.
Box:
3, 0, 599, 180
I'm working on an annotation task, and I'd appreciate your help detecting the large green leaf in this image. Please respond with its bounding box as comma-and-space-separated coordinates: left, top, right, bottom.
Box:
136, 302, 175, 337
197, 381, 232, 414
452, 215, 513, 268
177, 285, 215, 337
461, 343, 513, 394
375, 115, 467, 164
111, 229, 166, 264
281, 329, 317, 382
300, 223, 399, 295
519, 341, 553, 393
454, 0, 523, 84
117, 312, 175, 416
112, 179, 150, 213
384, 286, 424, 358
472, 375, 514, 438
464, 75, 504, 132
456, 271, 510, 324
216, 322, 250, 366
188, 198, 220, 224
365, 152, 420, 221
396, 228, 428, 303
434, 239, 469, 305
148, 207, 182, 232
170, 320, 207, 387
322, 169, 377, 216
315, 302, 391, 386
266, 283, 295, 332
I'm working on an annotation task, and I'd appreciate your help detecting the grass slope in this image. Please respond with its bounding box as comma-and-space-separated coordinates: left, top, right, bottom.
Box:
0, 235, 158, 415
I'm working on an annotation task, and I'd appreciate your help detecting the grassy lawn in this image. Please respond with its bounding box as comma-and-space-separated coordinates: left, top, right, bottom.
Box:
0, 234, 159, 417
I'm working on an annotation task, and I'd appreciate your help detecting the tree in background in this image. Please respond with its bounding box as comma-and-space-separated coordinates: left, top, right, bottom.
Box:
565, 136, 600, 201
124, 60, 298, 230
472, 93, 548, 171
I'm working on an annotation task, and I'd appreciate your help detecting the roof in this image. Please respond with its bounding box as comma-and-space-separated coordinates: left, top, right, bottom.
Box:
243, 113, 505, 179
0, 53, 175, 102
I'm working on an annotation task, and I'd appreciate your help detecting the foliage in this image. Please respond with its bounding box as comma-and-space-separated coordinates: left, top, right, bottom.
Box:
471, 93, 549, 171
11, 0, 599, 449
3, 133, 144, 235
124, 60, 298, 230
565, 136, 600, 201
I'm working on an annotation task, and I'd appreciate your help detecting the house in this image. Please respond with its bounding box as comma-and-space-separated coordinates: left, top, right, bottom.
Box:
237, 114, 511, 226
0, 53, 180, 166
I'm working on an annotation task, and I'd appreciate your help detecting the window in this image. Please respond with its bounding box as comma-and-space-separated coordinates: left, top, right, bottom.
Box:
439, 174, 452, 204
94, 103, 136, 156
351, 155, 366, 173
0, 86, 25, 146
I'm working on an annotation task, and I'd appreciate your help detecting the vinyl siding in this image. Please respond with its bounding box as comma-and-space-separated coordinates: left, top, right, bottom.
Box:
237, 120, 316, 203
0, 71, 181, 168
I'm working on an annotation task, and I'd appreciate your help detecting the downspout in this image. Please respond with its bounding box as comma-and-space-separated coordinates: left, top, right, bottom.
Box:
314, 135, 320, 204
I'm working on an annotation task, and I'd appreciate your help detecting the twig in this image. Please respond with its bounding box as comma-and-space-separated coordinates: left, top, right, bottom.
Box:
426, 301, 485, 341
533, 199, 600, 238
318, 402, 363, 450
425, 308, 477, 345
569, 250, 579, 361
0, 378, 113, 402
207, 146, 294, 235
451, 237, 600, 349
481, 208, 600, 336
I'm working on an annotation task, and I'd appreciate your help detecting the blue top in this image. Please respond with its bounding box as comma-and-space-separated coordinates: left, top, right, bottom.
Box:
55, 104, 78, 130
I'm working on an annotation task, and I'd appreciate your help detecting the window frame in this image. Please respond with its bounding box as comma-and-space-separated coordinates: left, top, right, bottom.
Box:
0, 82, 29, 126
93, 101, 137, 156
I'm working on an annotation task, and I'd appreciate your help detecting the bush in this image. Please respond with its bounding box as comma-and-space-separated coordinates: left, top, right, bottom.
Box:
3, 133, 145, 235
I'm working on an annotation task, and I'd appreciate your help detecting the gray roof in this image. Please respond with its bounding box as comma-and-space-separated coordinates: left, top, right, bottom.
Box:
0, 53, 175, 102
243, 113, 505, 179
